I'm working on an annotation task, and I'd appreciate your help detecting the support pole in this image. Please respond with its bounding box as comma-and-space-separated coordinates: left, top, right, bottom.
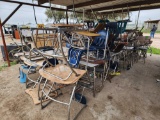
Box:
66, 9, 69, 24
0, 19, 10, 67
83, 8, 85, 29
2, 4, 22, 26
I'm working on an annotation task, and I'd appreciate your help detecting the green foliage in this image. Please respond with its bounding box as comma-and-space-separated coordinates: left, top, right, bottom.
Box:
105, 12, 129, 21
0, 61, 17, 71
45, 8, 55, 22
84, 12, 128, 22
45, 9, 65, 23
142, 29, 160, 33
75, 13, 83, 23
148, 47, 160, 55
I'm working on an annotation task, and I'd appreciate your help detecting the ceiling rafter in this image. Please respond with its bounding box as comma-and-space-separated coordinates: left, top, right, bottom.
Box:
67, 0, 115, 9
1, 0, 81, 13
100, 4, 160, 14
86, 0, 159, 12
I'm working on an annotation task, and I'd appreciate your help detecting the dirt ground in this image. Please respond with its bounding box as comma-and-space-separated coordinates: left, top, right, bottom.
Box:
0, 53, 160, 120
0, 34, 160, 120
143, 33, 160, 49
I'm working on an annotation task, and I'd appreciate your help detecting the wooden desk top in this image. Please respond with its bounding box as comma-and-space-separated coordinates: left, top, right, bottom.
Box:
39, 64, 87, 84
76, 31, 100, 37
52, 24, 84, 27
20, 56, 44, 67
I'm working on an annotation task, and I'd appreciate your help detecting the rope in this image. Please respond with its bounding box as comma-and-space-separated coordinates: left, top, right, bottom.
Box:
49, 0, 55, 24
72, 0, 76, 23
112, 8, 117, 21
136, 5, 141, 29
90, 6, 98, 21
32, 0, 37, 24
127, 5, 130, 20
121, 8, 123, 21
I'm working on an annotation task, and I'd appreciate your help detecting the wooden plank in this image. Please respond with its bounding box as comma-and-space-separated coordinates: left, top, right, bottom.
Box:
76, 31, 100, 37
0, 19, 10, 66
52, 24, 84, 27
25, 85, 53, 105
39, 64, 87, 84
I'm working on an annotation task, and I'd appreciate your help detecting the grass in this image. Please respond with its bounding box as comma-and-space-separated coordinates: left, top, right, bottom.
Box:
0, 61, 17, 71
148, 47, 160, 55
142, 29, 160, 34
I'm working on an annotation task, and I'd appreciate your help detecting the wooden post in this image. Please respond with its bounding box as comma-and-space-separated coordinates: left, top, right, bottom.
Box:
0, 19, 10, 67
66, 9, 69, 24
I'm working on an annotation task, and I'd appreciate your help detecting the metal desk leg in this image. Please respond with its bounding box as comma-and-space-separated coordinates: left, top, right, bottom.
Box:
93, 67, 96, 97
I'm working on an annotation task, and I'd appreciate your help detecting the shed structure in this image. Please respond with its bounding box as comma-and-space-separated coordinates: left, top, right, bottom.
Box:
38, 0, 160, 14
144, 20, 160, 30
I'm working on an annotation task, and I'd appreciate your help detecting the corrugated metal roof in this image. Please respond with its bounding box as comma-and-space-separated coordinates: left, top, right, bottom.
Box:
38, 0, 160, 13
75, 0, 142, 11
38, 0, 93, 6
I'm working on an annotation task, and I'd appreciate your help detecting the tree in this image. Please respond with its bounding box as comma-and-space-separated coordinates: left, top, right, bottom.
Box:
103, 12, 130, 21
45, 9, 65, 23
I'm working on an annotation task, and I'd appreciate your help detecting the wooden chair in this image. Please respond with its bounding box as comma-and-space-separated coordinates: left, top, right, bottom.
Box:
89, 23, 106, 33
37, 48, 87, 120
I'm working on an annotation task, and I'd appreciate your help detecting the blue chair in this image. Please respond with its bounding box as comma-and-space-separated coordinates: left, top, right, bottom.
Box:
89, 30, 108, 51
68, 47, 85, 67
106, 20, 128, 39
106, 20, 128, 52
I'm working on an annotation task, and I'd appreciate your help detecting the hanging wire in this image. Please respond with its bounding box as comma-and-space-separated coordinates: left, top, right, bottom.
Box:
121, 7, 123, 21
49, 0, 56, 24
136, 5, 141, 29
72, 0, 75, 23
32, 0, 37, 24
127, 5, 130, 21
112, 8, 117, 21
90, 5, 98, 21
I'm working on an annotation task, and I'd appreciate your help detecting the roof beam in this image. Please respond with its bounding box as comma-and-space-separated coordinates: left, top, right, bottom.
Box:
67, 0, 115, 9
86, 0, 160, 12
0, 0, 81, 13
101, 5, 160, 14
2, 4, 22, 26
38, 0, 48, 5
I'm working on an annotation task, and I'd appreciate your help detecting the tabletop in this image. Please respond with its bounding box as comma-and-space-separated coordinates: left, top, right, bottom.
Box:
52, 24, 84, 27
76, 31, 100, 37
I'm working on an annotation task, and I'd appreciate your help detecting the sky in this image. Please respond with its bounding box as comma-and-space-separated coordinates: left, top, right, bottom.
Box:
0, 0, 160, 25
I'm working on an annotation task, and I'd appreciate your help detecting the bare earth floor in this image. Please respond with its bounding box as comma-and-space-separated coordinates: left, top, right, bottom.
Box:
0, 54, 160, 120
0, 34, 160, 120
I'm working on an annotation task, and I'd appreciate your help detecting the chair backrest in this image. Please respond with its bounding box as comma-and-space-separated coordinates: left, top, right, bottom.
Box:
91, 23, 106, 33
117, 20, 128, 34
106, 20, 128, 36
68, 47, 84, 67
92, 30, 108, 48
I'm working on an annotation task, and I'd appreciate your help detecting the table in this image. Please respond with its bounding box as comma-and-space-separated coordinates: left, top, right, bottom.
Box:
52, 24, 84, 28
76, 31, 100, 37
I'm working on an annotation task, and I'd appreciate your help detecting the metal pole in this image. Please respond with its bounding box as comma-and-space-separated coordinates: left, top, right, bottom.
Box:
2, 4, 22, 26
0, 19, 10, 67
83, 8, 85, 29
136, 5, 141, 29
66, 9, 69, 24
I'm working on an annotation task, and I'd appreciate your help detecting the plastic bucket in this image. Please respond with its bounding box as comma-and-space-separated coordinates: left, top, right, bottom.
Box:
19, 65, 29, 83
